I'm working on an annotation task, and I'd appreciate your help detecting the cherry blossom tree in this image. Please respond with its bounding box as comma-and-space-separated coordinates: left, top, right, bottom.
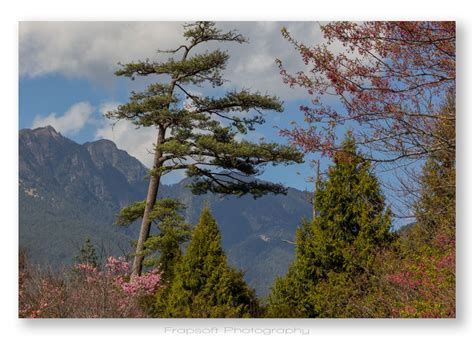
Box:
278, 21, 455, 164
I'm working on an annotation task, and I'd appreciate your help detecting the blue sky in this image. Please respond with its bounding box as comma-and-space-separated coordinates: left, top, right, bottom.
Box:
19, 21, 413, 226
19, 71, 322, 190
19, 22, 330, 191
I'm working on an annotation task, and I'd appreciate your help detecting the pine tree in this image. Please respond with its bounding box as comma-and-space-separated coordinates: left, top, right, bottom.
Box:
107, 21, 303, 276
158, 206, 260, 318
267, 134, 393, 317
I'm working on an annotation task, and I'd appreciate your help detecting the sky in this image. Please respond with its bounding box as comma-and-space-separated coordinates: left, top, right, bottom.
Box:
19, 21, 330, 190
18, 20, 411, 223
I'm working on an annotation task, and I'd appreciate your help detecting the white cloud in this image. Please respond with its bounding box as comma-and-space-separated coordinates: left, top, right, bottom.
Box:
20, 22, 184, 85
95, 102, 158, 167
218, 21, 323, 100
32, 101, 94, 135
19, 21, 324, 100
94, 106, 188, 183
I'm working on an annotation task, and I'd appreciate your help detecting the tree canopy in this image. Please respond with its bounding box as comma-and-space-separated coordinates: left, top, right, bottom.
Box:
277, 21, 455, 164
267, 135, 394, 317
108, 21, 303, 276
157, 206, 260, 317
108, 21, 303, 197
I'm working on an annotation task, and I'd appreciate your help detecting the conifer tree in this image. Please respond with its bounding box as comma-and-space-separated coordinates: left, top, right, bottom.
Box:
74, 238, 99, 268
414, 90, 455, 242
267, 134, 393, 317
159, 206, 260, 318
379, 90, 456, 317
266, 220, 318, 317
107, 21, 303, 276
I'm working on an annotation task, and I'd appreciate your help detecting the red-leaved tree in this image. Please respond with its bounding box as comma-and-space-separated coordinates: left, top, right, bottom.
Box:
278, 21, 455, 164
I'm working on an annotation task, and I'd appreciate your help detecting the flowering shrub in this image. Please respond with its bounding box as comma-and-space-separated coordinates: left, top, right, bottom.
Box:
19, 254, 162, 318
383, 231, 455, 318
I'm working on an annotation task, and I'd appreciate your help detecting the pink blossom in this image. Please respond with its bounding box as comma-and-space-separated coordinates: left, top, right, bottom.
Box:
105, 256, 130, 275
20, 256, 163, 318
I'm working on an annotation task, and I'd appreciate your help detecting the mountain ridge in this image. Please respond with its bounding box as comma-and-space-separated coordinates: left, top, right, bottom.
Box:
19, 126, 312, 295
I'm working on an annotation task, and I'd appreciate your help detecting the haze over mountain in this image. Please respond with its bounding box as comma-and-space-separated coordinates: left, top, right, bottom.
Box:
19, 126, 312, 295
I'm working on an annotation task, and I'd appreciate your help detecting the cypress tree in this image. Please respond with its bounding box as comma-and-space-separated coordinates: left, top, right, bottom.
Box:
107, 21, 303, 276
267, 134, 393, 317
265, 220, 318, 317
74, 238, 99, 268
381, 90, 456, 317
414, 90, 455, 242
160, 206, 260, 318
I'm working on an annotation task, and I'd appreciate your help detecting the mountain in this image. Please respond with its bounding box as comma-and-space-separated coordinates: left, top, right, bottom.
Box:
19, 126, 312, 295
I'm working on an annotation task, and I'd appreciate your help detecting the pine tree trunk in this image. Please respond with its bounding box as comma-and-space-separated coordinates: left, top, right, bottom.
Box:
131, 126, 166, 276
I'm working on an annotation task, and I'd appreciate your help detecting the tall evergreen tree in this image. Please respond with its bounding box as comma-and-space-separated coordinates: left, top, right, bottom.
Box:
159, 206, 260, 318
107, 21, 303, 276
267, 134, 393, 317
379, 90, 456, 317
414, 90, 455, 242
74, 238, 99, 268
265, 220, 318, 317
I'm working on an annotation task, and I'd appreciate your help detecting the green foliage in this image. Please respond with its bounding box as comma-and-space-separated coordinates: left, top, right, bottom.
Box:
73, 238, 99, 268
117, 198, 191, 280
107, 21, 303, 198
267, 134, 394, 317
19, 125, 312, 296
374, 91, 456, 318
414, 90, 455, 243
155, 206, 261, 317
116, 200, 147, 226
109, 20, 303, 278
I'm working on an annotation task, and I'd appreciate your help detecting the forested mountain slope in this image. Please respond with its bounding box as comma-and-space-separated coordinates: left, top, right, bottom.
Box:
19, 126, 312, 295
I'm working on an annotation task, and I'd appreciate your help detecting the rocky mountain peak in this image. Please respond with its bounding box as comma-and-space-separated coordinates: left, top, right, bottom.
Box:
84, 139, 148, 184
19, 126, 312, 295
32, 125, 62, 138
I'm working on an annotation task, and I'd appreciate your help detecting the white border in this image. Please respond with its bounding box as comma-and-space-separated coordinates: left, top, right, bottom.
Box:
2, 1, 472, 339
